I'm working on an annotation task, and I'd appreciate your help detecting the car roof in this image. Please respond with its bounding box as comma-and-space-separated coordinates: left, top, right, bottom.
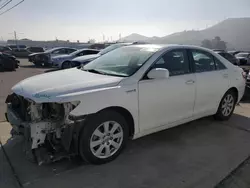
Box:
237, 52, 250, 54
124, 44, 215, 52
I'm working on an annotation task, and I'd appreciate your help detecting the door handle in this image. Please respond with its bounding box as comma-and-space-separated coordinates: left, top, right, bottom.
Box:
185, 80, 195, 85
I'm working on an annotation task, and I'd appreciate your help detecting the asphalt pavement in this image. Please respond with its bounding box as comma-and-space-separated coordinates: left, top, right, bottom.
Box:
1, 59, 250, 188
0, 104, 250, 188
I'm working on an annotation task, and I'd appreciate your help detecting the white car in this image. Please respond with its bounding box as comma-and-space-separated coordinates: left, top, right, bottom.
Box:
51, 49, 100, 69
6, 44, 245, 165
71, 43, 132, 67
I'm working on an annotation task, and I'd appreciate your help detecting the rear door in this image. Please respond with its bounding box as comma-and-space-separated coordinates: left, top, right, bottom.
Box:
189, 49, 229, 116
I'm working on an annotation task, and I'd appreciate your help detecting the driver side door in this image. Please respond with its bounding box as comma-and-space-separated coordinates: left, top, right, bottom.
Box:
138, 49, 196, 131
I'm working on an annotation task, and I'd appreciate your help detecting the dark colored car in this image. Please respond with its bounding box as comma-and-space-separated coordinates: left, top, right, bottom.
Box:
12, 47, 45, 58
7, 45, 27, 50
213, 49, 226, 53
228, 51, 241, 56
235, 52, 250, 65
0, 52, 19, 71
27, 47, 44, 53
216, 52, 239, 65
28, 47, 77, 67
0, 46, 12, 55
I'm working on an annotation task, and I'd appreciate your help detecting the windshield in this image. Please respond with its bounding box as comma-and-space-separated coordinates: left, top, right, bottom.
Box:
98, 43, 130, 55
70, 49, 85, 56
84, 46, 158, 77
45, 48, 59, 53
236, 53, 249, 58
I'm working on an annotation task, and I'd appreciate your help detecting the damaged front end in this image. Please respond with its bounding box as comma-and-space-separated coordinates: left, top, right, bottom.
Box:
5, 93, 82, 165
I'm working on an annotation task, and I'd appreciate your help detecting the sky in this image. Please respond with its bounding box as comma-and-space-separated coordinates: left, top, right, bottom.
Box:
0, 0, 250, 42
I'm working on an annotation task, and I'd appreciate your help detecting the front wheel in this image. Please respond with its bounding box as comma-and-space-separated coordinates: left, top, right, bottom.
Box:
61, 61, 71, 69
214, 90, 237, 121
79, 110, 129, 164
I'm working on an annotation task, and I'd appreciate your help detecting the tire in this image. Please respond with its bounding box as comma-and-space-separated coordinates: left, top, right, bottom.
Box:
79, 110, 129, 164
214, 90, 237, 121
0, 63, 4, 72
61, 61, 71, 69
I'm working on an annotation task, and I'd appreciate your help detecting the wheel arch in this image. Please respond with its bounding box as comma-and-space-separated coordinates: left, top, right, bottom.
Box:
98, 106, 135, 138
227, 87, 239, 102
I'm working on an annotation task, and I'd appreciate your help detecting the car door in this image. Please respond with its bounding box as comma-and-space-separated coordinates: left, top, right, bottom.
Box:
138, 49, 196, 131
189, 49, 229, 116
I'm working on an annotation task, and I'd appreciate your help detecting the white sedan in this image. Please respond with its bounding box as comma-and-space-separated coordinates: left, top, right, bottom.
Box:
51, 49, 100, 69
6, 44, 246, 165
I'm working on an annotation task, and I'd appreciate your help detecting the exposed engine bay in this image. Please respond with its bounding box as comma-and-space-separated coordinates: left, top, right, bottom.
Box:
5, 93, 83, 165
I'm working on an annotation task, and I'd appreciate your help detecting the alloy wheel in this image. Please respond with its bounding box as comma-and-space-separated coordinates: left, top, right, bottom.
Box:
221, 94, 234, 116
90, 121, 123, 159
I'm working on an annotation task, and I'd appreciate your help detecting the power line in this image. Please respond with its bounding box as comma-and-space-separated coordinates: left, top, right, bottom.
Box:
0, 0, 12, 11
0, 0, 24, 16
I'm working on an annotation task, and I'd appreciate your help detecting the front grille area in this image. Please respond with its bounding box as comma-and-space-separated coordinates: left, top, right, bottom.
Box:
6, 93, 31, 121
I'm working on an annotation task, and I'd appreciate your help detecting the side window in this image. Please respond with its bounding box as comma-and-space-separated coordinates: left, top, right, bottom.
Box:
77, 51, 87, 56
191, 50, 216, 72
86, 50, 99, 55
214, 58, 227, 70
67, 49, 76, 54
153, 50, 190, 76
52, 49, 62, 54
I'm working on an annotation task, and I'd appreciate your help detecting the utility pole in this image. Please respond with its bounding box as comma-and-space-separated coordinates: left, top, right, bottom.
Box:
8, 31, 23, 48
14, 31, 17, 46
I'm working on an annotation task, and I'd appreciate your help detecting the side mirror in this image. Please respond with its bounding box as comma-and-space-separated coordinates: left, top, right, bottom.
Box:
147, 68, 169, 79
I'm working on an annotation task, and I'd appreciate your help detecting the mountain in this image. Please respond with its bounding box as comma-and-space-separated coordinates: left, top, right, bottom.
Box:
121, 33, 150, 42
121, 18, 250, 50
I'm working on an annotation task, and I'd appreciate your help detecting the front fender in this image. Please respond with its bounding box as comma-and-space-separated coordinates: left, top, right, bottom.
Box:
67, 85, 139, 135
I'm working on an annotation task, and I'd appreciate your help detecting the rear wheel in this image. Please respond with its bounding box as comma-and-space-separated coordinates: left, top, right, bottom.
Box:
214, 90, 237, 121
61, 61, 71, 69
79, 110, 129, 164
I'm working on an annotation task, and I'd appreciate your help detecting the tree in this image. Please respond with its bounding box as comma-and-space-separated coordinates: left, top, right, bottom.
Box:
201, 36, 227, 50
211, 36, 227, 50
201, 39, 212, 49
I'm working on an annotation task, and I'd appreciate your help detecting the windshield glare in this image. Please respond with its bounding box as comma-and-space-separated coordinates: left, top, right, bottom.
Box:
84, 46, 158, 77
98, 43, 129, 55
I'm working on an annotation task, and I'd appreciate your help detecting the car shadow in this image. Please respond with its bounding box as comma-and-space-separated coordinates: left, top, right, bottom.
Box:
44, 68, 61, 73
19, 65, 49, 69
1, 112, 250, 188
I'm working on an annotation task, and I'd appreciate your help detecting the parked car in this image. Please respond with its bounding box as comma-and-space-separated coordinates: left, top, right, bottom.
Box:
213, 49, 226, 53
0, 52, 19, 71
0, 46, 12, 55
51, 49, 100, 69
71, 43, 132, 67
12, 47, 45, 58
6, 44, 245, 165
215, 51, 239, 65
28, 47, 77, 67
27, 47, 44, 53
7, 44, 27, 50
228, 51, 241, 56
235, 52, 250, 65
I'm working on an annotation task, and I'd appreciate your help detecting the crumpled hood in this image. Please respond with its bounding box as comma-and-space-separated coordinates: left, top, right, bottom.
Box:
73, 54, 100, 63
12, 68, 123, 103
